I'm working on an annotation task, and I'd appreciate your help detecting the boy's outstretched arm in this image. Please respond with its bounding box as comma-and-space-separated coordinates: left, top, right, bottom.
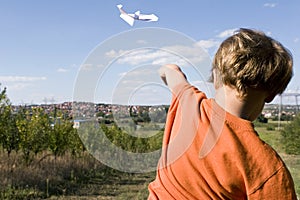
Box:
159, 64, 188, 91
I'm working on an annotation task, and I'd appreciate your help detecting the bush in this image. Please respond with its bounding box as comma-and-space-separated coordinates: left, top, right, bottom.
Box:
281, 113, 300, 155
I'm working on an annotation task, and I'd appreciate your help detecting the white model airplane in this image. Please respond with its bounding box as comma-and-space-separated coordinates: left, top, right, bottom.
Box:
117, 4, 158, 26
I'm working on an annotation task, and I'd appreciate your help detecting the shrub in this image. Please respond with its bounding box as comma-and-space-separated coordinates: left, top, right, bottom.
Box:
281, 113, 300, 155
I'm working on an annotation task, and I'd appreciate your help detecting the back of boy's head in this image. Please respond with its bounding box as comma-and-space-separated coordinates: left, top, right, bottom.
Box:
212, 28, 293, 98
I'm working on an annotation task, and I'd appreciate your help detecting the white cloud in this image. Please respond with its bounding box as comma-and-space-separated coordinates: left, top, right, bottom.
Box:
7, 83, 33, 91
118, 72, 127, 77
263, 3, 277, 8
0, 76, 47, 95
126, 86, 170, 105
116, 49, 168, 65
265, 31, 272, 36
0, 76, 47, 82
102, 27, 249, 105
216, 28, 237, 38
79, 64, 104, 71
112, 79, 170, 105
100, 40, 219, 105
57, 68, 68, 73
98, 44, 212, 104
196, 39, 220, 50
106, 44, 209, 67
106, 66, 167, 105
105, 50, 118, 57
136, 40, 147, 44
294, 38, 299, 43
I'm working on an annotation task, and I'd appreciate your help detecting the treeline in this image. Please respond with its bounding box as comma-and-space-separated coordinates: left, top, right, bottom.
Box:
0, 104, 83, 165
0, 85, 165, 167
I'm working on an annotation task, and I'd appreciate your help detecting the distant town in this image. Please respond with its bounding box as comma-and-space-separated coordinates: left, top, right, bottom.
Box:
11, 101, 300, 125
263, 103, 300, 121
11, 102, 168, 128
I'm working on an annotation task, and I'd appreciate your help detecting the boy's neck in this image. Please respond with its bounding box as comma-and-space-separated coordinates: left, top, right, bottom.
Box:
214, 85, 266, 121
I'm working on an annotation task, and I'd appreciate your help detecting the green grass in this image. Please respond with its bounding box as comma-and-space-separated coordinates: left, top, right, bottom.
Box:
255, 126, 283, 151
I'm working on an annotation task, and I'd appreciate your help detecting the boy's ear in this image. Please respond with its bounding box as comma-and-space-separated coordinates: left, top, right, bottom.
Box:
265, 93, 276, 103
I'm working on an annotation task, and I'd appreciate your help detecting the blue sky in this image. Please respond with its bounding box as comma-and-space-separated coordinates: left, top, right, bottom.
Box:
0, 1, 299, 105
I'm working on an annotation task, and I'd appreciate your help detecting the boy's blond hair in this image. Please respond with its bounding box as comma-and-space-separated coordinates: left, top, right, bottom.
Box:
212, 28, 293, 98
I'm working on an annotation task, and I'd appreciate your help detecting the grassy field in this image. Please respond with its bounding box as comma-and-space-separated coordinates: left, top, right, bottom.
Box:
1, 121, 299, 199
0, 151, 154, 200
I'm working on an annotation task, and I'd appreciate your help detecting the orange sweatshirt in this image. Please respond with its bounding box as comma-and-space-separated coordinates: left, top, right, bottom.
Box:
148, 83, 297, 200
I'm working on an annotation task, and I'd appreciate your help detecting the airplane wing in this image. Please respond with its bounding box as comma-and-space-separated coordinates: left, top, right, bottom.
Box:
117, 4, 126, 14
119, 13, 135, 26
117, 4, 135, 26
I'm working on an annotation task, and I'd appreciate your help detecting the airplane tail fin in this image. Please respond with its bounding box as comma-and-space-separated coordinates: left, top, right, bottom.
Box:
116, 4, 123, 9
134, 10, 140, 16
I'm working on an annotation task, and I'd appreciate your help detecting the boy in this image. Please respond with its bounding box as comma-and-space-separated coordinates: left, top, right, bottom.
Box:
148, 28, 297, 199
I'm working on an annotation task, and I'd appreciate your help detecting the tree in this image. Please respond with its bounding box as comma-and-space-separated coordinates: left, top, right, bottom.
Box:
16, 108, 35, 165
281, 113, 300, 155
16, 107, 51, 164
0, 84, 8, 104
0, 106, 20, 156
28, 107, 51, 155
0, 84, 20, 156
48, 116, 80, 159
